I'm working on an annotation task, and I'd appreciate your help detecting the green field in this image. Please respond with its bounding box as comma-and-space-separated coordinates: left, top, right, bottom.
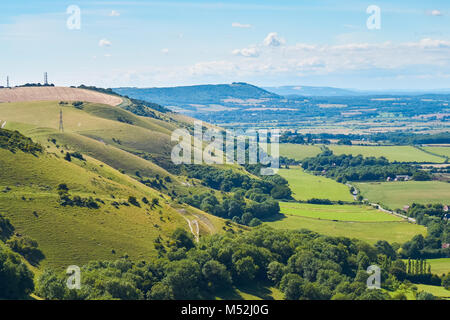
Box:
279, 144, 322, 160
280, 202, 402, 222
356, 181, 450, 209
278, 168, 353, 202
416, 284, 450, 299
427, 258, 450, 276
265, 214, 426, 244
328, 145, 445, 163
423, 146, 450, 159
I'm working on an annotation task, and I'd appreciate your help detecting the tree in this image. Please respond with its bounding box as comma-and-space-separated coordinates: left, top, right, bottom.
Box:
164, 259, 201, 299
234, 257, 258, 282
280, 273, 304, 300
148, 282, 173, 300
0, 246, 34, 299
201, 260, 232, 291
416, 291, 436, 300
267, 261, 287, 286
172, 228, 195, 250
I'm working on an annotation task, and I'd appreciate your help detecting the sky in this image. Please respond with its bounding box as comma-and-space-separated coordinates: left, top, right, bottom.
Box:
1, 0, 450, 90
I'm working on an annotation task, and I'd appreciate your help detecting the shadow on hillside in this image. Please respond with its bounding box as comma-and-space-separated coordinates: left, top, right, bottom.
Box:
262, 213, 287, 223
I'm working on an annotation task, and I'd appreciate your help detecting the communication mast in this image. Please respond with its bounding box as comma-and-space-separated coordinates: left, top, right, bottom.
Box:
59, 109, 64, 132
6, 76, 10, 88
44, 72, 48, 85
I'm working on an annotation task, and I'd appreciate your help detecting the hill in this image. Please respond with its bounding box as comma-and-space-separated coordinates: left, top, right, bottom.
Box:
113, 82, 283, 115
264, 85, 360, 97
0, 87, 123, 106
0, 87, 248, 270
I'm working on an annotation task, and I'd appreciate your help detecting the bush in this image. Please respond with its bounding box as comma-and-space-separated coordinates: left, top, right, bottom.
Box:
0, 246, 34, 299
6, 235, 44, 265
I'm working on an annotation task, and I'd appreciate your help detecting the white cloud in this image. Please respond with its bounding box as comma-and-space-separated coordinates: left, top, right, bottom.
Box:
109, 10, 120, 17
161, 48, 169, 54
232, 47, 260, 57
232, 22, 252, 28
263, 32, 285, 47
430, 10, 443, 16
99, 39, 112, 47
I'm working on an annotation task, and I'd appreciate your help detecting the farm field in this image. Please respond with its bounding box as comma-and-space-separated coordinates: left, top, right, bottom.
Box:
328, 145, 445, 163
426, 258, 450, 276
278, 168, 353, 202
279, 144, 322, 160
279, 202, 402, 222
416, 284, 450, 299
423, 146, 450, 159
356, 181, 450, 209
265, 214, 426, 244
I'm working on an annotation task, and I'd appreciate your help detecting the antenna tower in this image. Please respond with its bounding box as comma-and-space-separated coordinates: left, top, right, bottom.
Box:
6, 76, 10, 88
44, 72, 48, 85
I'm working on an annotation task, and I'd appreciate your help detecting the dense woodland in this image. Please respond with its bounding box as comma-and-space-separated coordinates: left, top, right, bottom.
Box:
21, 227, 449, 300
301, 150, 430, 183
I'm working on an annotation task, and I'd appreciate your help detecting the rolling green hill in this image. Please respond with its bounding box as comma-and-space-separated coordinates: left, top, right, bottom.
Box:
0, 144, 230, 269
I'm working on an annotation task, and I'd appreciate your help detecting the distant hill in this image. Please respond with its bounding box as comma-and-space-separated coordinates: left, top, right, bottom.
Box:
265, 85, 450, 97
263, 85, 361, 97
114, 82, 280, 106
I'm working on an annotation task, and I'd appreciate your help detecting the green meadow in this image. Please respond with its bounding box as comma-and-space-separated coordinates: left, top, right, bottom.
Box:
278, 168, 353, 202
423, 146, 450, 159
265, 214, 426, 244
427, 258, 450, 276
279, 202, 402, 222
356, 181, 450, 209
328, 145, 445, 163
279, 144, 322, 160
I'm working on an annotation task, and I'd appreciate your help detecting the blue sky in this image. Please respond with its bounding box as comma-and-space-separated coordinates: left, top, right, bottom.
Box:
1, 0, 450, 89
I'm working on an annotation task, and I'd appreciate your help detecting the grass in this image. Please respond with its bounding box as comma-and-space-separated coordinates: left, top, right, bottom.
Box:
423, 146, 450, 159
0, 101, 174, 160
279, 144, 322, 160
356, 181, 450, 209
328, 145, 445, 163
0, 148, 225, 270
415, 284, 450, 299
278, 167, 353, 202
427, 258, 450, 276
265, 214, 426, 244
279, 202, 403, 222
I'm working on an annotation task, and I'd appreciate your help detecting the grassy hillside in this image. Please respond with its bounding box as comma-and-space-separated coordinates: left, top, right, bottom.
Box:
0, 146, 231, 269
356, 181, 450, 209
328, 145, 445, 163
278, 167, 353, 202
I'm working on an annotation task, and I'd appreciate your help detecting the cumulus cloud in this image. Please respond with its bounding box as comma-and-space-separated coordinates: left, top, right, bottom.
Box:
98, 39, 112, 47
109, 10, 120, 17
232, 22, 252, 28
101, 38, 450, 87
263, 32, 285, 47
430, 9, 443, 16
232, 47, 260, 57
